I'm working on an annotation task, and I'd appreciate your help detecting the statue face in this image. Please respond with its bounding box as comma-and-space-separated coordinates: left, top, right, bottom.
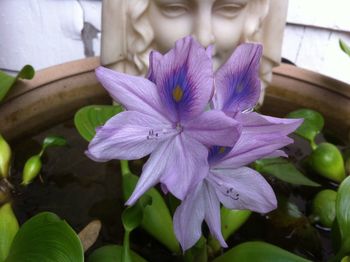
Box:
148, 0, 254, 69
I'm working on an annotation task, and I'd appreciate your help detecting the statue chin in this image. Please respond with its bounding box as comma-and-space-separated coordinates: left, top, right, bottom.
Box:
100, 0, 289, 105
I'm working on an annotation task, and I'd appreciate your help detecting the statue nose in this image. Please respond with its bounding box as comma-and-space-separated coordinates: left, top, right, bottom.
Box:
193, 11, 215, 47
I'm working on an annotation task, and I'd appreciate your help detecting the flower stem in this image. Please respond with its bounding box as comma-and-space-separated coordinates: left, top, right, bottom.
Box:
122, 229, 132, 262
120, 160, 131, 177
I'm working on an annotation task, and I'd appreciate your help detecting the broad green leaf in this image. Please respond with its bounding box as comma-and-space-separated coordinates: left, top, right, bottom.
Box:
340, 39, 350, 57
88, 245, 147, 262
255, 157, 320, 187
74, 105, 123, 142
0, 65, 35, 102
336, 176, 350, 253
221, 208, 251, 240
0, 203, 19, 261
42, 136, 67, 149
5, 212, 83, 262
122, 172, 180, 253
121, 196, 152, 232
287, 109, 324, 149
213, 241, 311, 262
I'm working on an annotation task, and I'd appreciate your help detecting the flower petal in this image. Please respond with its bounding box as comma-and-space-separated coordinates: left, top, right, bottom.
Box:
185, 110, 241, 147
215, 133, 293, 169
160, 134, 209, 200
213, 44, 262, 112
203, 182, 227, 248
125, 139, 173, 206
154, 36, 214, 122
95, 66, 167, 121
173, 182, 205, 251
146, 50, 163, 83
236, 112, 303, 136
209, 167, 277, 213
87, 111, 175, 161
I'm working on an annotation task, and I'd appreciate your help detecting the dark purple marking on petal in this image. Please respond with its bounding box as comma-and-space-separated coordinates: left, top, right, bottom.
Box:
214, 43, 263, 113
208, 146, 233, 165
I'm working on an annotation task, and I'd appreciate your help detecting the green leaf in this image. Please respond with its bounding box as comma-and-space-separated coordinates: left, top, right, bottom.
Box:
220, 208, 251, 240
287, 109, 324, 149
0, 65, 35, 102
122, 172, 180, 253
5, 212, 83, 262
88, 245, 147, 262
0, 203, 19, 261
121, 196, 152, 232
255, 157, 320, 187
212, 241, 311, 262
74, 105, 123, 142
0, 134, 11, 179
340, 39, 350, 57
336, 177, 350, 253
42, 136, 67, 150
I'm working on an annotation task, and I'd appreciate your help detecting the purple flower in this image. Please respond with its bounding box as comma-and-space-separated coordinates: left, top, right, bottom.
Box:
173, 43, 303, 251
87, 36, 241, 205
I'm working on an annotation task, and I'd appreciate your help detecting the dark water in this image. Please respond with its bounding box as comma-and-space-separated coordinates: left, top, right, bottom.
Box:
7, 119, 348, 261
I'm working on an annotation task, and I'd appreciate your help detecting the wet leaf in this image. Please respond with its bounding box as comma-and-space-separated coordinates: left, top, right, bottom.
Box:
74, 105, 123, 142
212, 241, 311, 262
255, 157, 320, 187
5, 212, 83, 262
287, 109, 324, 149
88, 245, 147, 262
340, 39, 350, 57
42, 136, 67, 149
0, 203, 19, 261
0, 65, 35, 102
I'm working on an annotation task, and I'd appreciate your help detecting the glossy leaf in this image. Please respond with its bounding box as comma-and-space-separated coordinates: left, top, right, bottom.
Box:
255, 157, 320, 187
212, 241, 311, 262
221, 208, 251, 240
0, 65, 35, 102
74, 105, 123, 142
88, 245, 147, 262
5, 212, 83, 262
42, 136, 67, 150
340, 39, 350, 57
0, 203, 19, 261
122, 171, 180, 253
336, 176, 350, 253
287, 109, 324, 149
308, 143, 345, 183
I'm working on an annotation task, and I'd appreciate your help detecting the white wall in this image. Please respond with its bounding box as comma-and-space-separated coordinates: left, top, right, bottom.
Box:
0, 0, 349, 84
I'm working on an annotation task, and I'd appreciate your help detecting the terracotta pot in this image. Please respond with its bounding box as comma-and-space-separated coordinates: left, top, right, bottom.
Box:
0, 58, 349, 142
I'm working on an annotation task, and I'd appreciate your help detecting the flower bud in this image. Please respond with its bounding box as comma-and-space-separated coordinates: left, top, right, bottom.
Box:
0, 135, 11, 178
22, 155, 42, 186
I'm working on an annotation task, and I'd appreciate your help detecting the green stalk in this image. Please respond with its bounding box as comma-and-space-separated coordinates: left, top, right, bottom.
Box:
122, 230, 132, 262
121, 160, 131, 177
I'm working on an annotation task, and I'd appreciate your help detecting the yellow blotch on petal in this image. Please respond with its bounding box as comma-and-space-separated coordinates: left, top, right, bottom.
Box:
172, 85, 183, 102
219, 147, 226, 154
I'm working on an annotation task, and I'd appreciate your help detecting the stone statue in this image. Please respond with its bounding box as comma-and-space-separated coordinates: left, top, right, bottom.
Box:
100, 0, 289, 104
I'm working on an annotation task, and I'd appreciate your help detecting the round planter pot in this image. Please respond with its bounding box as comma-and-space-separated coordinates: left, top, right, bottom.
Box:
0, 58, 349, 142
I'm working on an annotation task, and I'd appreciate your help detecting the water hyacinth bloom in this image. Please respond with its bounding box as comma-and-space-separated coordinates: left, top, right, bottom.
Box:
173, 43, 303, 251
87, 36, 241, 205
